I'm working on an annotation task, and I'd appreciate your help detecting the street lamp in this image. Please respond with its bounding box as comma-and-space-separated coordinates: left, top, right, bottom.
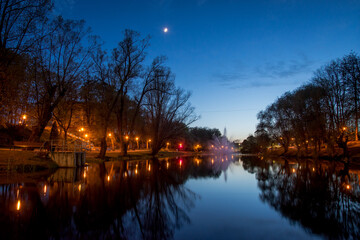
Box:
108, 133, 114, 150
147, 139, 151, 149
135, 137, 139, 149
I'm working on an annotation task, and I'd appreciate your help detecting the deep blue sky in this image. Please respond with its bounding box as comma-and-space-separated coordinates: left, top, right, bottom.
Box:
55, 0, 360, 140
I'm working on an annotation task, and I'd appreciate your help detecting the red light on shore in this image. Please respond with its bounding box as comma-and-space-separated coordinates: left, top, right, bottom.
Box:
179, 143, 183, 149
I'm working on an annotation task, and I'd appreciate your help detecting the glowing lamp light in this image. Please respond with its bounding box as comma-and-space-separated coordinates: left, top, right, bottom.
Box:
107, 176, 110, 182
148, 164, 151, 171
179, 159, 183, 167
125, 135, 129, 141
346, 184, 350, 190
179, 143, 183, 149
22, 115, 26, 120
108, 133, 112, 137
292, 168, 296, 173
135, 169, 138, 175
78, 185, 81, 191
149, 139, 152, 142
343, 127, 347, 131
16, 200, 21, 211
43, 185, 47, 194
85, 134, 88, 138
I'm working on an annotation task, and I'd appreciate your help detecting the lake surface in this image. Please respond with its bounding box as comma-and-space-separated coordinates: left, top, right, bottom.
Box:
1, 155, 359, 239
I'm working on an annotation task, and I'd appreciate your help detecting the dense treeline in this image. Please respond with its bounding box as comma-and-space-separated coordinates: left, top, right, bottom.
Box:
242, 52, 360, 157
0, 0, 200, 157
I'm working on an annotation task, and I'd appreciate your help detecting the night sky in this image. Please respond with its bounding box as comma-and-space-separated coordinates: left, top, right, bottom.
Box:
55, 0, 360, 140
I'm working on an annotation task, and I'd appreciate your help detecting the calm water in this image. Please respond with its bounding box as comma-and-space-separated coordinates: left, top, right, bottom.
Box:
1, 155, 359, 239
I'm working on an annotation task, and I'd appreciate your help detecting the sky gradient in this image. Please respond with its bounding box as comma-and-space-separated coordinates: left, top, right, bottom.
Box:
55, 0, 360, 140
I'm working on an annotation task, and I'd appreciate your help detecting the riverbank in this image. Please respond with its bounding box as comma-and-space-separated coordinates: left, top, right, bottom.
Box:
0, 148, 203, 171
265, 141, 360, 164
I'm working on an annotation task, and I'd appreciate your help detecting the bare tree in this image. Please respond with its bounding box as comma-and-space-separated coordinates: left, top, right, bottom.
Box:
53, 86, 79, 142
143, 64, 198, 155
92, 30, 149, 159
0, 0, 52, 64
0, 0, 52, 124
112, 30, 149, 156
28, 16, 94, 142
341, 52, 360, 141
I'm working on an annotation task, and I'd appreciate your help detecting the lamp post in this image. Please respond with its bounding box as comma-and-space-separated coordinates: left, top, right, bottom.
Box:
147, 139, 151, 149
123, 135, 129, 155
108, 133, 114, 151
135, 137, 139, 149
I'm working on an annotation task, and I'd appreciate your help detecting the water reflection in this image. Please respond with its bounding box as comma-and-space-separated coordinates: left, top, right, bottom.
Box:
3, 155, 358, 239
0, 156, 232, 239
242, 156, 360, 239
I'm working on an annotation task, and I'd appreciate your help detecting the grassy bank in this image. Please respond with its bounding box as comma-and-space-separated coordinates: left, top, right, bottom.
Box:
0, 148, 202, 169
264, 141, 360, 164
0, 150, 58, 172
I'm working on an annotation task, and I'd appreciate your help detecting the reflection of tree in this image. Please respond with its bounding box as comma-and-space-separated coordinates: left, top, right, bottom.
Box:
242, 156, 360, 239
0, 156, 232, 239
125, 159, 196, 240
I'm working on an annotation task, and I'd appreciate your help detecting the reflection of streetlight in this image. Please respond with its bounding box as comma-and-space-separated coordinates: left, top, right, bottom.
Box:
16, 200, 21, 211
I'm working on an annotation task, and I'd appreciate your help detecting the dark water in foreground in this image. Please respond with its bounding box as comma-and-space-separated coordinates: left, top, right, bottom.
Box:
1, 155, 360, 239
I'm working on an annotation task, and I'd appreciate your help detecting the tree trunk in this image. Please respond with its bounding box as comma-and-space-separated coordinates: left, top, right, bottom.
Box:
98, 136, 107, 159
28, 113, 52, 142
123, 142, 128, 155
